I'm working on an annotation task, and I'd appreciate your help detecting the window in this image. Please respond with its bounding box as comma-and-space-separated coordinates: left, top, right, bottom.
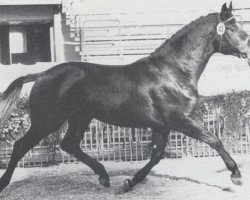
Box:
9, 26, 27, 54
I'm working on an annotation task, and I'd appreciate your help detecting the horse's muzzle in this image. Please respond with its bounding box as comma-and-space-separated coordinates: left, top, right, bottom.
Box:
240, 52, 248, 59
240, 52, 250, 66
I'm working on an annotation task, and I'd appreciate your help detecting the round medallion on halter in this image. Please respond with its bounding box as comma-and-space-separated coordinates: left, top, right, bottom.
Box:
217, 22, 226, 35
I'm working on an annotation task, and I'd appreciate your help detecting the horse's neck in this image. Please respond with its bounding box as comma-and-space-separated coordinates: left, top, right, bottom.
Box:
151, 14, 219, 86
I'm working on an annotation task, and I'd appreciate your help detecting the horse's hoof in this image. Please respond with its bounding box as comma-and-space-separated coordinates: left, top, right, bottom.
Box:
99, 177, 110, 188
222, 187, 234, 192
231, 171, 242, 186
122, 179, 133, 193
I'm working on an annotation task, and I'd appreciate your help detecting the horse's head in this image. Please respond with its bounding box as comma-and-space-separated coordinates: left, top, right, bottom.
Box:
216, 2, 250, 64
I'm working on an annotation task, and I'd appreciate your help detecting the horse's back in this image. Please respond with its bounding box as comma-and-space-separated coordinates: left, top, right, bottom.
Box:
28, 60, 161, 127
28, 62, 133, 121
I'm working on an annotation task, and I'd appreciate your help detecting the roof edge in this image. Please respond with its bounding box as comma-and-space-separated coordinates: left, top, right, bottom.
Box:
0, 0, 62, 6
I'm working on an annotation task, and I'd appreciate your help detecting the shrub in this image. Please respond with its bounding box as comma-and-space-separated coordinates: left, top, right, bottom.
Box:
0, 95, 31, 145
0, 95, 67, 165
42, 123, 68, 165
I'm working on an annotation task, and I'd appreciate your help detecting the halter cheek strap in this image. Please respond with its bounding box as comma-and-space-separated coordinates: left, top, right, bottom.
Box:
217, 16, 235, 52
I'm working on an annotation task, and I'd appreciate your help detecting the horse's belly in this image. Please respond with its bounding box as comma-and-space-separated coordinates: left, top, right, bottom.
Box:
88, 90, 197, 128
92, 101, 164, 128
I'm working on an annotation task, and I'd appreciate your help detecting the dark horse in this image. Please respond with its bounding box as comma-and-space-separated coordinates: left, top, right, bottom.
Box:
0, 3, 250, 193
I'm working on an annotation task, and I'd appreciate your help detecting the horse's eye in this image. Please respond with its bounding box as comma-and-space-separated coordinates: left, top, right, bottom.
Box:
227, 26, 237, 32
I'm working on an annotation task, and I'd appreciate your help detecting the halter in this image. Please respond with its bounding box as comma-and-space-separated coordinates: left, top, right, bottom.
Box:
217, 15, 248, 58
217, 16, 234, 52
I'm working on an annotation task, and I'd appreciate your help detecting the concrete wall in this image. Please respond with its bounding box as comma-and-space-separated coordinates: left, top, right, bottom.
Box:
61, 13, 81, 62
198, 55, 250, 96
0, 62, 60, 94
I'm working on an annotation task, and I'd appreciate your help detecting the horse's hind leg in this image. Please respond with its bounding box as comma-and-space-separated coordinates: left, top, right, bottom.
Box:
122, 127, 170, 192
0, 123, 53, 192
170, 114, 241, 185
60, 112, 110, 187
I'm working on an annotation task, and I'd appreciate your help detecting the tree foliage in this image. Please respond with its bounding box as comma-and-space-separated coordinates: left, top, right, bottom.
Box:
192, 91, 250, 140
0, 96, 30, 145
0, 95, 65, 164
42, 123, 68, 165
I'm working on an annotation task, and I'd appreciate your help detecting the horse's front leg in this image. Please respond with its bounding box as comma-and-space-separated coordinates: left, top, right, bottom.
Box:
170, 113, 242, 185
122, 127, 170, 192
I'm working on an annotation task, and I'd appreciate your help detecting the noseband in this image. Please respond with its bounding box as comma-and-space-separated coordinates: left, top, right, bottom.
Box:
217, 15, 248, 59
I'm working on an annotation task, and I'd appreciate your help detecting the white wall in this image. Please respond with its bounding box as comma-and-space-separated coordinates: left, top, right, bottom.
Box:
0, 63, 60, 95
69, 0, 250, 15
1, 1, 250, 97
198, 55, 250, 96
62, 0, 250, 96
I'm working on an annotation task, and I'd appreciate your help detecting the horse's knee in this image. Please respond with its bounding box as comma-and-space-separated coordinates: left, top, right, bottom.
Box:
151, 149, 164, 164
156, 150, 164, 159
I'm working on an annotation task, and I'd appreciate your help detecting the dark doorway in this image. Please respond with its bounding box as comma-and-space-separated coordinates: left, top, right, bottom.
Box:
26, 24, 51, 63
0, 26, 10, 65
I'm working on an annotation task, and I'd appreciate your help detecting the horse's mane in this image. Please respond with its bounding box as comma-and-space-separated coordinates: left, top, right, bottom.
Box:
150, 13, 217, 56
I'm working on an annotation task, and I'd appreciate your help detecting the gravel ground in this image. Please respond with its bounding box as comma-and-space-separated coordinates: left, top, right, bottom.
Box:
0, 155, 250, 200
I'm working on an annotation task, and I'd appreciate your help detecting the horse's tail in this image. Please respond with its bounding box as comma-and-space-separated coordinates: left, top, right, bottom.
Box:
0, 73, 39, 127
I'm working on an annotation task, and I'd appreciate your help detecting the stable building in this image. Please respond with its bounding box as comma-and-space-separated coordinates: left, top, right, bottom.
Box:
0, 0, 62, 65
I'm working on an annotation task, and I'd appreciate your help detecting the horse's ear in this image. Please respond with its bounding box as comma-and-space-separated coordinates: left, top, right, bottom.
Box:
220, 3, 231, 20
228, 2, 233, 13
221, 3, 228, 13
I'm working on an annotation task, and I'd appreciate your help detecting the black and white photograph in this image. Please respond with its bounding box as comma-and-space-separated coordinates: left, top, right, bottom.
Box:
0, 0, 250, 199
